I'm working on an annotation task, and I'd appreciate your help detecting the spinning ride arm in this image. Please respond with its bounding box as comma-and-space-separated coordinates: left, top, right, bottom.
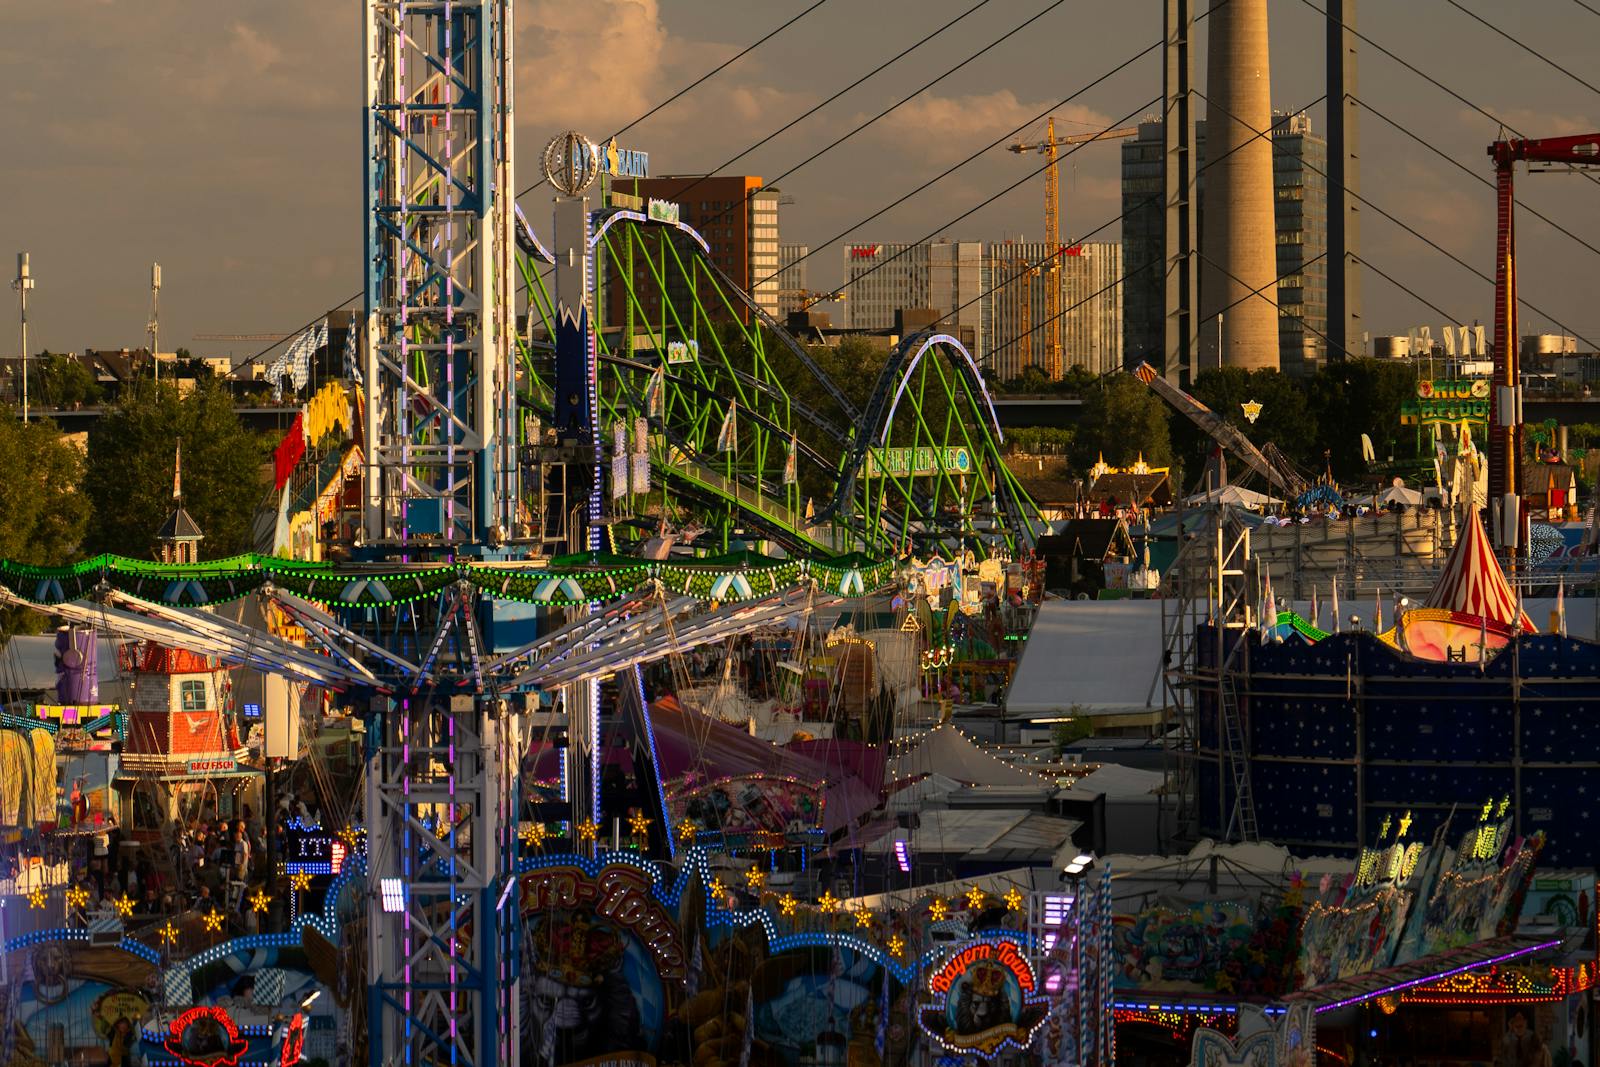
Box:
1130, 362, 1307, 497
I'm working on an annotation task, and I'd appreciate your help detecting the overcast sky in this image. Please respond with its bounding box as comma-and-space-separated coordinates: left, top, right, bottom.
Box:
2, 0, 1597, 362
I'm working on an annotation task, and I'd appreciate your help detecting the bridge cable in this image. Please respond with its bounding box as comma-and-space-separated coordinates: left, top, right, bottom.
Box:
1437, 0, 1600, 99
230, 0, 835, 370
1297, 0, 1600, 189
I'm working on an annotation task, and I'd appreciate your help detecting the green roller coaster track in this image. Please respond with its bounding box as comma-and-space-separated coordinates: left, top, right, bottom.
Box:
516, 207, 1043, 558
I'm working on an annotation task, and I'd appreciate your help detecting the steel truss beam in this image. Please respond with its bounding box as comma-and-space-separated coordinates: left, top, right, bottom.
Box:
363, 0, 517, 547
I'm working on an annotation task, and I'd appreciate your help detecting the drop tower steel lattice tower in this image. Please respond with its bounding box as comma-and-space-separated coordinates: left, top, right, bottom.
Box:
361, 3, 521, 1066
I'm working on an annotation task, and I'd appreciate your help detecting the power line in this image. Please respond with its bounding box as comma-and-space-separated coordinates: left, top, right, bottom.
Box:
668, 0, 1075, 243
626, 0, 1005, 217
759, 0, 1236, 297
754, 52, 1162, 290
1439, 0, 1600, 99
1193, 86, 1600, 353
606, 0, 835, 146
1570, 0, 1600, 19
1353, 254, 1468, 326
234, 0, 835, 370
858, 93, 1327, 363
1297, 0, 1600, 189
1356, 97, 1600, 262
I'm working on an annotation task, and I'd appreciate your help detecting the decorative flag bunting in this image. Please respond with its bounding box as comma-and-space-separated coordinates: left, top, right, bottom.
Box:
716, 403, 737, 452
783, 435, 797, 485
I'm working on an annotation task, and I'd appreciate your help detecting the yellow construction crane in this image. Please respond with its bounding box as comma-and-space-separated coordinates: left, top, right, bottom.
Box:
1008, 119, 1140, 378
780, 289, 845, 313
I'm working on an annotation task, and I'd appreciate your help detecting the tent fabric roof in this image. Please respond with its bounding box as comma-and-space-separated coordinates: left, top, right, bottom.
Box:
1005, 600, 1163, 713
866, 809, 1082, 864
1087, 471, 1171, 508
1064, 763, 1165, 797
1423, 513, 1535, 631
1037, 519, 1130, 561
1184, 485, 1281, 508
887, 725, 1054, 788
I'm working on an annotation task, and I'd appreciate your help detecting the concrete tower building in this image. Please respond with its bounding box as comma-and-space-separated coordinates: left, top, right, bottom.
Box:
1199, 0, 1280, 370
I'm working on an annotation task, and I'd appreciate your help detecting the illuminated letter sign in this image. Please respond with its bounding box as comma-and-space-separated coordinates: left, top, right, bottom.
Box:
164, 1006, 251, 1067
602, 137, 650, 179
849, 245, 881, 259
920, 938, 1047, 1056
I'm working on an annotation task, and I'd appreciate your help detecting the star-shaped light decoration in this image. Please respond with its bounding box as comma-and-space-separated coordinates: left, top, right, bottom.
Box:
576, 818, 599, 843
1496, 795, 1511, 819
290, 871, 313, 893
338, 825, 363, 848
677, 822, 697, 843
520, 822, 547, 848
817, 890, 840, 913
778, 893, 797, 917
628, 811, 651, 837
928, 897, 949, 922
249, 889, 272, 914
708, 877, 726, 899
1397, 810, 1414, 838
27, 888, 46, 910
158, 921, 180, 946
888, 934, 905, 958
202, 910, 225, 933
1378, 814, 1392, 840
744, 867, 766, 890
1480, 798, 1494, 822
113, 894, 136, 918
853, 907, 873, 930
964, 886, 986, 910
65, 885, 90, 909
1241, 399, 1263, 424
1003, 887, 1024, 912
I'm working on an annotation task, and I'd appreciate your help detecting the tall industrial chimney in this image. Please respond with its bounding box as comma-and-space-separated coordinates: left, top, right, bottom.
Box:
1200, 0, 1280, 371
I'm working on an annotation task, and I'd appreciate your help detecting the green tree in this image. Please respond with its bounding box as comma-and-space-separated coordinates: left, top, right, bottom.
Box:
83, 381, 269, 558
33, 354, 102, 409
1307, 359, 1417, 480
0, 410, 89, 632
1074, 373, 1174, 476
1182, 367, 1319, 471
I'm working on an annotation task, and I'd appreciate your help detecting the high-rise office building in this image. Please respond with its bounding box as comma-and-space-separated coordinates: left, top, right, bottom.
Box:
1121, 114, 1328, 376
604, 175, 779, 328
841, 243, 931, 330
777, 245, 809, 317
841, 239, 1119, 379
982, 243, 1122, 381
1272, 111, 1328, 375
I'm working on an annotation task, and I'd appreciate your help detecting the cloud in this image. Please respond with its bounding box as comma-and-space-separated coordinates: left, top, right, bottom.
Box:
1457, 106, 1597, 139
874, 90, 1113, 159
517, 0, 667, 132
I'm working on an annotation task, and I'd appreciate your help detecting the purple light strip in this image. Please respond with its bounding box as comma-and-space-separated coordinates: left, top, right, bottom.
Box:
1314, 939, 1563, 1013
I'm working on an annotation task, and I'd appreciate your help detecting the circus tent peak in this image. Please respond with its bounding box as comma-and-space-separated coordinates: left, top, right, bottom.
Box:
1423, 512, 1535, 632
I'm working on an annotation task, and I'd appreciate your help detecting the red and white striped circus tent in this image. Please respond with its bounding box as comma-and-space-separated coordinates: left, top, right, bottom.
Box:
1423, 512, 1535, 631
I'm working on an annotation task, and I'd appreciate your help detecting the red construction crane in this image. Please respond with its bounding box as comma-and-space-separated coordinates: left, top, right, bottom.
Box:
1486, 133, 1600, 556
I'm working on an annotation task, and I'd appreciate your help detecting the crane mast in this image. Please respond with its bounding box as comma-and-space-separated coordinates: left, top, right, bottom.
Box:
1008, 122, 1140, 380
1043, 118, 1061, 378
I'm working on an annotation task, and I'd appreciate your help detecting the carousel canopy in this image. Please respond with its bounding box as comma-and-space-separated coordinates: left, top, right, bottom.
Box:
1423, 512, 1535, 631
